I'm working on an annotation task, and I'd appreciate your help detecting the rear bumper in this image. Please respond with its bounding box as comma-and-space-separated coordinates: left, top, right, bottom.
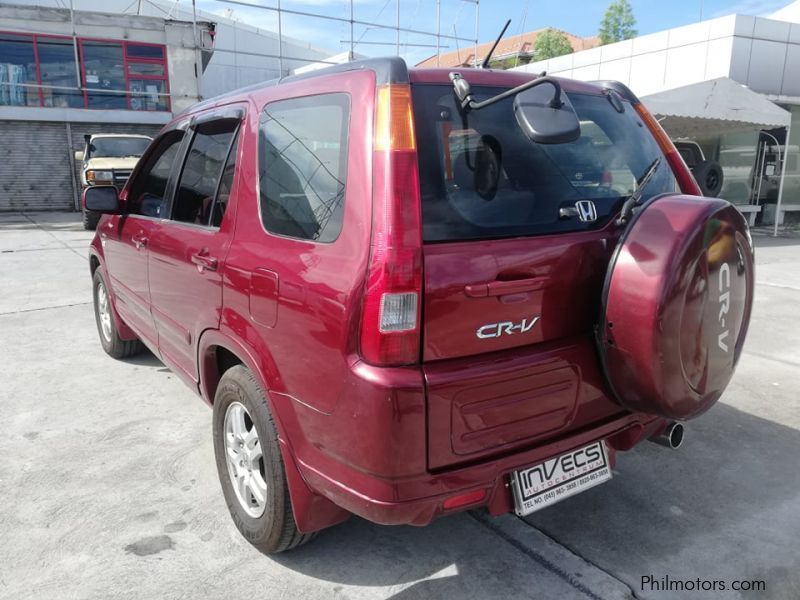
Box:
291, 367, 664, 525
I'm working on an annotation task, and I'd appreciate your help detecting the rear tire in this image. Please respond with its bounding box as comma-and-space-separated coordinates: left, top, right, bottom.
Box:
212, 365, 314, 554
92, 270, 143, 359
83, 209, 100, 230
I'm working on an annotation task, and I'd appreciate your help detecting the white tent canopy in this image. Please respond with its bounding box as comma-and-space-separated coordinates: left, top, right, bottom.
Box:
640, 77, 791, 138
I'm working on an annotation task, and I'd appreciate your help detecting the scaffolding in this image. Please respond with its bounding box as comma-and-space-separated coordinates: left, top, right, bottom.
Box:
0, 0, 481, 106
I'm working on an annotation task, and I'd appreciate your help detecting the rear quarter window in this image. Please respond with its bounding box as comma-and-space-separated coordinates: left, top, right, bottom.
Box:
257, 93, 350, 243
411, 85, 678, 242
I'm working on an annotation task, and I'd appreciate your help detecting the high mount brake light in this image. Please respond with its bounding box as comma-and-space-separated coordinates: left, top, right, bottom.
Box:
360, 84, 423, 366
634, 103, 702, 196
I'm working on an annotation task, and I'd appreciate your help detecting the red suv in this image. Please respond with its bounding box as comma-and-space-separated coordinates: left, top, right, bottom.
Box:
86, 58, 754, 554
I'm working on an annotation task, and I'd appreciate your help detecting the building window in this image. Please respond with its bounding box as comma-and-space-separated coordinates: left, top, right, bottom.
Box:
126, 43, 170, 112
0, 31, 169, 111
81, 40, 126, 109
0, 33, 37, 106
37, 36, 83, 108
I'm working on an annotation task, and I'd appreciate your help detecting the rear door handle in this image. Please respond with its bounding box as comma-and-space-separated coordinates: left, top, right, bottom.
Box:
191, 251, 218, 271
131, 233, 148, 249
464, 277, 549, 298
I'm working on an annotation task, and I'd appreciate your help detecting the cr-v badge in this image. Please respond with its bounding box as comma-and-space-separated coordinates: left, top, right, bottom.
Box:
477, 316, 540, 339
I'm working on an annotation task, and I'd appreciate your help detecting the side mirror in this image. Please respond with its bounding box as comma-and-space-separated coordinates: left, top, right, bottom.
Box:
84, 186, 120, 213
513, 85, 581, 144
74, 150, 85, 162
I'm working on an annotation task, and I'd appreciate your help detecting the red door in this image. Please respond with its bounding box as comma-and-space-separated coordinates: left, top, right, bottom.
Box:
102, 130, 187, 349
147, 113, 242, 386
101, 215, 159, 348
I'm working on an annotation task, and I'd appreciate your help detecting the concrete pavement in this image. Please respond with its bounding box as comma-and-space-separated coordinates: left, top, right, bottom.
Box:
1, 212, 798, 600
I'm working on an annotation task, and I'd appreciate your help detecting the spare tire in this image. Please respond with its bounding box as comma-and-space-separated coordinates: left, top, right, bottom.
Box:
692, 159, 724, 197
598, 194, 754, 420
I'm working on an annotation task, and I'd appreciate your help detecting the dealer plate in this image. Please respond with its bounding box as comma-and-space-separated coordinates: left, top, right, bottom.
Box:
510, 441, 611, 517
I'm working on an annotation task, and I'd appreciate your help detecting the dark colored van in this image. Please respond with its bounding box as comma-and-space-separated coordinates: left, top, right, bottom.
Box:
86, 58, 754, 554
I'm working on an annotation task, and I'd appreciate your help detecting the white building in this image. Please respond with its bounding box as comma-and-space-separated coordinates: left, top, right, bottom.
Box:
514, 2, 800, 226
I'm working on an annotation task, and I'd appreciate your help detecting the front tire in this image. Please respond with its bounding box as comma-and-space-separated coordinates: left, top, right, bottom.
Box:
212, 365, 313, 554
83, 209, 100, 230
92, 270, 143, 359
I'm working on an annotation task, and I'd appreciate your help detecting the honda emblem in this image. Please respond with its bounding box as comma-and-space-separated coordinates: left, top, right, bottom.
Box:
575, 200, 597, 223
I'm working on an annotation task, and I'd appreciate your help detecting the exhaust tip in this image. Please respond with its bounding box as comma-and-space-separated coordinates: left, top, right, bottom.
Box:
650, 422, 684, 449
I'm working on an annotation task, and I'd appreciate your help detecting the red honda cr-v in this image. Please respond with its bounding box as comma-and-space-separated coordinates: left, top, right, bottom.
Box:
86, 57, 754, 554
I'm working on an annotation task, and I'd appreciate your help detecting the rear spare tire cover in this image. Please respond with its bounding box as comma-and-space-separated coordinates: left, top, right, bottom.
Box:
599, 195, 754, 420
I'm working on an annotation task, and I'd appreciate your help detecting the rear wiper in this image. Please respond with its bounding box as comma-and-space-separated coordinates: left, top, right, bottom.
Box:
616, 157, 661, 225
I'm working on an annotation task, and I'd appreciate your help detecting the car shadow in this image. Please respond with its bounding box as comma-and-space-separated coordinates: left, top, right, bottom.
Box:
520, 402, 800, 599
120, 349, 163, 368
258, 402, 800, 599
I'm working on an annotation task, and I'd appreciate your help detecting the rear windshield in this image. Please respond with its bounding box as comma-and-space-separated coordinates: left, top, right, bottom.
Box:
411, 85, 678, 242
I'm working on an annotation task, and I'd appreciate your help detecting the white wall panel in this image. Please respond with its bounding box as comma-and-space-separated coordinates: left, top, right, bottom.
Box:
664, 43, 708, 89
781, 45, 800, 96
629, 51, 668, 96
747, 39, 788, 93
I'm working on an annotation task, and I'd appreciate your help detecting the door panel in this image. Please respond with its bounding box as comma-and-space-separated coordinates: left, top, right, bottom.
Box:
102, 128, 187, 346
102, 216, 159, 347
148, 225, 230, 382
147, 114, 241, 383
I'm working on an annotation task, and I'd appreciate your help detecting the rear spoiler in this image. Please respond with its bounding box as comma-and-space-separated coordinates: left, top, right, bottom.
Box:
589, 80, 641, 104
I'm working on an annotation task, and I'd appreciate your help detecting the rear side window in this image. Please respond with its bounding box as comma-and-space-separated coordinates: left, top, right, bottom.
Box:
127, 131, 184, 218
172, 120, 239, 227
258, 93, 350, 243
412, 85, 678, 242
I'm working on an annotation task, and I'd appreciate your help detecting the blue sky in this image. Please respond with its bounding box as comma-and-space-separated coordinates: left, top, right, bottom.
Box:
197, 0, 795, 65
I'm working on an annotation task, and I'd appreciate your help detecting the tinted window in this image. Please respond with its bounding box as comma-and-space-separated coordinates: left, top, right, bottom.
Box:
172, 120, 239, 226
412, 85, 678, 242
127, 131, 184, 218
213, 129, 240, 228
258, 93, 350, 242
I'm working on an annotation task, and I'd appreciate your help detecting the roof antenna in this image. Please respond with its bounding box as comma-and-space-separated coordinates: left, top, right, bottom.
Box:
480, 19, 511, 69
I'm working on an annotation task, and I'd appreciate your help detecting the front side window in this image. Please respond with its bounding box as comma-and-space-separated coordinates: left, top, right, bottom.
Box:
172, 120, 239, 226
412, 85, 678, 242
127, 131, 184, 218
258, 93, 350, 242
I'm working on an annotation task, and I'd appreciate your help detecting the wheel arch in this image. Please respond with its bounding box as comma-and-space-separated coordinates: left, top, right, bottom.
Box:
198, 329, 350, 533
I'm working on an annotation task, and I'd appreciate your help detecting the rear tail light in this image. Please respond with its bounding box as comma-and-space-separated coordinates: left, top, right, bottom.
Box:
634, 103, 702, 196
360, 84, 423, 366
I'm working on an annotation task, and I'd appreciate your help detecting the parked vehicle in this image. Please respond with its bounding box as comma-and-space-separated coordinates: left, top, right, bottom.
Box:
674, 140, 724, 197
86, 58, 754, 554
75, 134, 151, 230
